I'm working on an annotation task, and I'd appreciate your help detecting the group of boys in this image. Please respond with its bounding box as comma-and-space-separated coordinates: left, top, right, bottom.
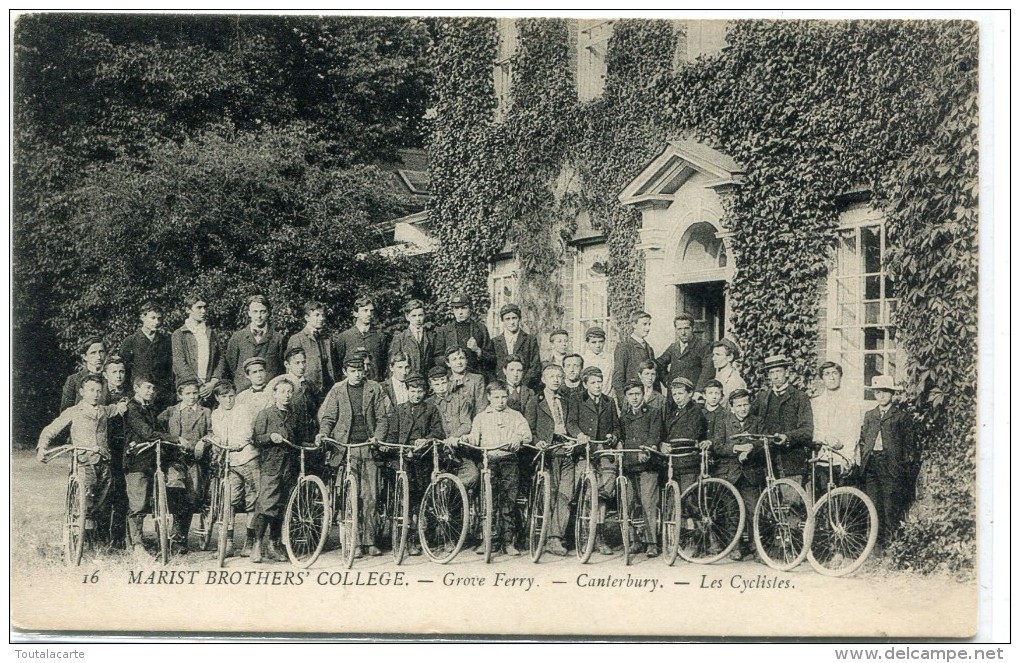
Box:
37, 291, 916, 563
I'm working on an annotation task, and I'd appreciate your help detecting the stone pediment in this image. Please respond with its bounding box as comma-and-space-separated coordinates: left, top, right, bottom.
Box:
618, 139, 744, 210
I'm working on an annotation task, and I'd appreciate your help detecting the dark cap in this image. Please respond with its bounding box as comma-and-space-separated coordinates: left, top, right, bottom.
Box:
444, 345, 467, 358
450, 293, 472, 308
427, 366, 450, 380
580, 366, 604, 382
584, 326, 606, 341
344, 354, 366, 368
176, 377, 200, 391
499, 303, 522, 319
623, 379, 644, 394
405, 371, 426, 388
670, 376, 695, 392
243, 356, 267, 372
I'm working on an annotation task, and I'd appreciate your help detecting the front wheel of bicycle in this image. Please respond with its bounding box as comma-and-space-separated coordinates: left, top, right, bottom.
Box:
660, 480, 682, 566
753, 478, 814, 571
808, 486, 878, 576
339, 473, 360, 569
677, 477, 746, 564
574, 471, 599, 563
153, 471, 171, 565
283, 474, 330, 568
527, 471, 552, 563
480, 472, 494, 563
64, 474, 86, 566
199, 473, 221, 552
391, 470, 411, 565
419, 473, 469, 564
617, 475, 632, 566
216, 479, 233, 568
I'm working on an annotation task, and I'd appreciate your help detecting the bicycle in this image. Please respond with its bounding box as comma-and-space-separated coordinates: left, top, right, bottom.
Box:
126, 438, 185, 565
197, 437, 237, 567
460, 442, 514, 563
592, 447, 651, 566
806, 441, 878, 576
646, 440, 746, 565
321, 437, 375, 569
570, 434, 613, 564
377, 440, 419, 564
417, 438, 470, 564
279, 438, 330, 568
522, 440, 570, 563
41, 445, 96, 566
732, 433, 815, 571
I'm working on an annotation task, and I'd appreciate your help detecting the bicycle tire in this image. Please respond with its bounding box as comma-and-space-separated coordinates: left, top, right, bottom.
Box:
153, 470, 171, 565
339, 473, 359, 569
574, 471, 599, 563
418, 473, 469, 564
283, 475, 330, 568
753, 478, 814, 571
808, 486, 878, 576
677, 477, 746, 564
64, 474, 86, 566
481, 472, 494, 563
660, 480, 682, 566
617, 475, 632, 566
391, 471, 411, 565
217, 478, 232, 568
199, 473, 221, 552
527, 471, 552, 563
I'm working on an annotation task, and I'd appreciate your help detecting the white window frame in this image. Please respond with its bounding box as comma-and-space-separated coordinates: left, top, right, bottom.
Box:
488, 258, 520, 333
577, 19, 614, 102
494, 18, 518, 121
573, 244, 613, 354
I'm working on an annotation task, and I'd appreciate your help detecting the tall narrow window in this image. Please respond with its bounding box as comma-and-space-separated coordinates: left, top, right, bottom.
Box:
576, 19, 614, 102
574, 245, 612, 350
830, 221, 899, 399
488, 260, 519, 332
494, 18, 518, 121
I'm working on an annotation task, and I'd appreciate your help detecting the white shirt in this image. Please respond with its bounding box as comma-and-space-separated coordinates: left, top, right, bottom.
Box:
812, 387, 864, 467
235, 386, 272, 421
580, 349, 614, 393
390, 378, 410, 406
185, 318, 212, 381
503, 330, 520, 355
715, 365, 747, 399
544, 389, 567, 435
211, 406, 258, 467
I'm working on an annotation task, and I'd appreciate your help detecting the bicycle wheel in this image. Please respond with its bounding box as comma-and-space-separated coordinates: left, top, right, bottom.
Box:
339, 473, 359, 569
678, 478, 746, 564
419, 473, 470, 563
527, 471, 552, 563
808, 487, 878, 576
199, 473, 221, 551
153, 471, 171, 565
216, 479, 233, 568
481, 473, 494, 563
574, 471, 599, 563
617, 475, 632, 566
283, 475, 330, 568
64, 474, 86, 566
391, 471, 411, 564
660, 480, 682, 566
753, 478, 814, 571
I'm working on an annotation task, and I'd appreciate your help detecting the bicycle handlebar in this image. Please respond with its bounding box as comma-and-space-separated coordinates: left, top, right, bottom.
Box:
461, 442, 515, 454
592, 448, 649, 459
280, 438, 321, 452
639, 445, 699, 459
730, 433, 783, 443
201, 436, 248, 453
41, 445, 98, 462
127, 439, 183, 456
319, 437, 375, 450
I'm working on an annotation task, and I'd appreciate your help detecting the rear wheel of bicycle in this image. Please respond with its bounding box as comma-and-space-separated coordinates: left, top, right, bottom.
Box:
574, 471, 599, 563
216, 479, 233, 568
199, 474, 221, 551
660, 480, 682, 566
283, 474, 330, 569
481, 473, 494, 563
64, 474, 86, 566
339, 473, 359, 569
391, 471, 411, 565
617, 475, 632, 566
527, 471, 552, 563
808, 486, 878, 576
419, 473, 469, 563
678, 477, 746, 564
753, 478, 814, 571
153, 471, 171, 565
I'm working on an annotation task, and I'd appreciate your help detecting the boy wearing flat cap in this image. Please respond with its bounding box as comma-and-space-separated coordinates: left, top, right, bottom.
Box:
250, 378, 299, 563
493, 304, 542, 392
712, 388, 765, 560
617, 379, 664, 557
433, 293, 494, 378
750, 354, 814, 483
235, 356, 273, 418
859, 375, 916, 550
662, 377, 707, 488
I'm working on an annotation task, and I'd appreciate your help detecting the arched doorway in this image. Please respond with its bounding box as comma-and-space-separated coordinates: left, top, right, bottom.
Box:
675, 221, 728, 344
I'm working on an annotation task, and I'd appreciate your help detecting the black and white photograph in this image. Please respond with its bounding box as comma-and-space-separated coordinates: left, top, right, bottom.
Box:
8, 8, 1006, 646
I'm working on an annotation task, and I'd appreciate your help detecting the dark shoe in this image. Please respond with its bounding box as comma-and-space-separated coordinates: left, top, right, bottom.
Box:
474, 543, 486, 555
546, 538, 568, 557
355, 546, 366, 559
222, 533, 236, 559
240, 533, 255, 558
646, 544, 660, 558
597, 542, 614, 556
250, 539, 263, 564
171, 540, 189, 556
265, 539, 286, 563
729, 547, 745, 562
368, 545, 383, 557
408, 542, 422, 556
504, 542, 522, 557
627, 541, 644, 555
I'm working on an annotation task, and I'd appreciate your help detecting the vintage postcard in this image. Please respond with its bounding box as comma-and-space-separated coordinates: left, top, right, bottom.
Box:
9, 10, 996, 641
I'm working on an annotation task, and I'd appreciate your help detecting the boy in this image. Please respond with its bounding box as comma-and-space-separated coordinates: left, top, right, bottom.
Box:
617, 380, 664, 557
701, 379, 728, 443
464, 381, 531, 556
101, 355, 132, 548
158, 378, 212, 554
656, 313, 714, 395
61, 336, 109, 411
208, 381, 260, 558
383, 372, 445, 556
432, 293, 494, 377
580, 326, 614, 397
560, 353, 585, 400
547, 329, 571, 367
383, 352, 412, 412
812, 361, 863, 487
751, 354, 814, 482
287, 300, 339, 393
171, 293, 223, 401
566, 366, 619, 555
235, 356, 273, 417
220, 295, 285, 391
493, 304, 542, 392
712, 388, 765, 561
612, 310, 656, 406
268, 347, 322, 446
37, 376, 127, 551
638, 360, 666, 412
859, 375, 916, 550
388, 299, 435, 376
503, 354, 536, 416
662, 377, 707, 489
526, 363, 574, 556
446, 346, 487, 415
250, 379, 299, 563
317, 355, 389, 558
119, 301, 173, 410
426, 367, 480, 491
709, 340, 746, 398
336, 295, 387, 382
123, 376, 168, 559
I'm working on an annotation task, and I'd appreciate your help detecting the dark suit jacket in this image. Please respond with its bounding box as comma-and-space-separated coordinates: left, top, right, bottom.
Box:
702, 405, 727, 444
712, 411, 765, 483
433, 319, 495, 376
506, 383, 536, 417
219, 327, 286, 391
859, 405, 916, 477
567, 392, 620, 443
619, 404, 663, 471
526, 390, 574, 445
657, 337, 714, 392
612, 336, 656, 401
287, 328, 340, 393
119, 329, 173, 396
335, 325, 387, 382
751, 386, 814, 478
663, 400, 707, 473
170, 324, 224, 385
123, 398, 164, 473
385, 400, 445, 448
388, 327, 436, 377
493, 331, 542, 392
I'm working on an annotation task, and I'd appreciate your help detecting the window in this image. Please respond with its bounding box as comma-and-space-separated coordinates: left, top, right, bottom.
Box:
488, 259, 519, 332
573, 245, 612, 350
829, 220, 899, 399
577, 19, 614, 101
494, 18, 518, 121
